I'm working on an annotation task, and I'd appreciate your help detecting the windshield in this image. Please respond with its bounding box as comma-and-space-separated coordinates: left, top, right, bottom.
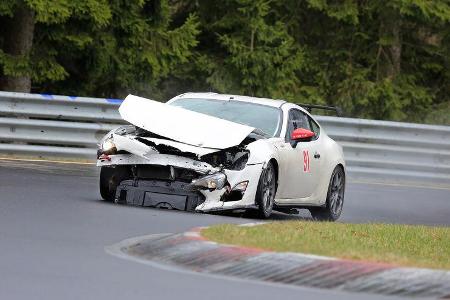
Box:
169, 98, 282, 137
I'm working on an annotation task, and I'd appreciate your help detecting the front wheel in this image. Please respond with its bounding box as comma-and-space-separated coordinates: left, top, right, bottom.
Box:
309, 165, 345, 221
255, 161, 277, 219
99, 166, 131, 202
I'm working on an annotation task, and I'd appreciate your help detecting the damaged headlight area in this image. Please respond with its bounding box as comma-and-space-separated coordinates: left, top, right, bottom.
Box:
97, 137, 117, 158
187, 172, 227, 191
102, 139, 116, 152
201, 148, 250, 170
98, 125, 138, 159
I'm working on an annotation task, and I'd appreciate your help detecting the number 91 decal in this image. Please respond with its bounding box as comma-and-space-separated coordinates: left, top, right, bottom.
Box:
303, 150, 310, 173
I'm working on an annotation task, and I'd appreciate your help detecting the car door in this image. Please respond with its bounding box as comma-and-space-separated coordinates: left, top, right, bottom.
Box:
276, 108, 322, 200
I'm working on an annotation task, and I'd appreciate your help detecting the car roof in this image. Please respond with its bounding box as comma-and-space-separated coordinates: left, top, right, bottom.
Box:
169, 92, 287, 108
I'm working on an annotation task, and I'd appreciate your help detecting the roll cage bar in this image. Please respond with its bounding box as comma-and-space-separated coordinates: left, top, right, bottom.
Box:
298, 103, 343, 117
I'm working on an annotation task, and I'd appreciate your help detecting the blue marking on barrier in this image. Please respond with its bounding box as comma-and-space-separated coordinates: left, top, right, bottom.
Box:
106, 98, 123, 104
69, 96, 77, 100
40, 94, 54, 99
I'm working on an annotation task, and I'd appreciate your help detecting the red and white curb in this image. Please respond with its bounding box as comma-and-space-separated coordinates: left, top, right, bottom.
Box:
106, 227, 450, 299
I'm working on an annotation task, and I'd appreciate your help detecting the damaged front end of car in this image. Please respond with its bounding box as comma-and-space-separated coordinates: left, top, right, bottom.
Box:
97, 125, 265, 212
96, 94, 271, 212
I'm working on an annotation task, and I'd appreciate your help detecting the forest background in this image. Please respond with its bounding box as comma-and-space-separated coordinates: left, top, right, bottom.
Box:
1, 0, 449, 124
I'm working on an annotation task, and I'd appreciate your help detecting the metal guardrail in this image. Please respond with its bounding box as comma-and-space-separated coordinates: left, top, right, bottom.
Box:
0, 92, 122, 157
316, 116, 450, 186
0, 91, 449, 186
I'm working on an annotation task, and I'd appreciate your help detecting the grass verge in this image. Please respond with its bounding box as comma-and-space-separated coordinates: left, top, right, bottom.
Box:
202, 221, 450, 270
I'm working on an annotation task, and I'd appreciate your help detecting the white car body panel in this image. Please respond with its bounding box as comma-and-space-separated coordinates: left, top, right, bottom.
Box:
196, 163, 265, 211
98, 153, 218, 174
108, 131, 220, 158
273, 102, 345, 206
119, 94, 255, 149
98, 93, 346, 214
112, 134, 158, 158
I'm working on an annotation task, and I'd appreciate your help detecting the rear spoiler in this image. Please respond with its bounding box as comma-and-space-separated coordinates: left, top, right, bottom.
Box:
298, 103, 343, 117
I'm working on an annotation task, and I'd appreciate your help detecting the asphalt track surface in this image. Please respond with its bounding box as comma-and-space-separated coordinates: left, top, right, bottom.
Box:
0, 159, 449, 300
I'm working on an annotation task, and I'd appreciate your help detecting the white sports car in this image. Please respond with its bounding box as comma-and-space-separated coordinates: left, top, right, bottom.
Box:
97, 93, 346, 220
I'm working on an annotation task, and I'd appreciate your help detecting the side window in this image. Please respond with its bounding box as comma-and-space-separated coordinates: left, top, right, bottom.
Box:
285, 109, 311, 141
308, 116, 320, 140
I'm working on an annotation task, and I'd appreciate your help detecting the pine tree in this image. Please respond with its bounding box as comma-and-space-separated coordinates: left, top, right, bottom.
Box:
57, 0, 200, 99
1, 1, 449, 123
0, 0, 111, 92
0, 0, 199, 98
287, 0, 450, 121
192, 0, 304, 100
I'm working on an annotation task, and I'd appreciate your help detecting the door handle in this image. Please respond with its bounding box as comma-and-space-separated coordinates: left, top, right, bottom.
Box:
314, 153, 321, 159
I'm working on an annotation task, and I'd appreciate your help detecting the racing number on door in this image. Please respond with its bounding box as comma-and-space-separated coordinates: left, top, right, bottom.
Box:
303, 150, 310, 173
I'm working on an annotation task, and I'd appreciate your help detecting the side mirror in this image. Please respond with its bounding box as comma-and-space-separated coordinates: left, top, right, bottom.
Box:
291, 128, 315, 141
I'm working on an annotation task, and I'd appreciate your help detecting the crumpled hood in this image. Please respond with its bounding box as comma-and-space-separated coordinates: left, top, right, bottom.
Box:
119, 95, 255, 149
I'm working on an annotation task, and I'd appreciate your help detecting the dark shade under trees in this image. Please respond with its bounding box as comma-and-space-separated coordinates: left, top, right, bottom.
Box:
0, 0, 449, 124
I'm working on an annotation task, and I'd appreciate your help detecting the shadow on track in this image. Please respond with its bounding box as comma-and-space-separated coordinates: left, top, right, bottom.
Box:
94, 197, 312, 221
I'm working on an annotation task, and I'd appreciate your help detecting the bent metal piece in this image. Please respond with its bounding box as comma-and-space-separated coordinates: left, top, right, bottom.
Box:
97, 153, 218, 174
119, 95, 255, 149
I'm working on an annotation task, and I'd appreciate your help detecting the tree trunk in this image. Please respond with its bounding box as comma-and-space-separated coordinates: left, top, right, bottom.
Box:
378, 9, 401, 80
0, 3, 35, 92
250, 28, 255, 52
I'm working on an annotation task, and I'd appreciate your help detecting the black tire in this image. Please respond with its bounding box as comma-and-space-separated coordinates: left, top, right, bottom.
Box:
309, 165, 345, 221
255, 161, 277, 219
99, 166, 131, 202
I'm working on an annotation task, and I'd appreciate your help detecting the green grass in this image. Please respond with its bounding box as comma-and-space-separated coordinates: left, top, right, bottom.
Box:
202, 221, 450, 270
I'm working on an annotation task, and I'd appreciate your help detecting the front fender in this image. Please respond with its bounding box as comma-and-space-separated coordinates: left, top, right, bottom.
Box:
245, 140, 280, 166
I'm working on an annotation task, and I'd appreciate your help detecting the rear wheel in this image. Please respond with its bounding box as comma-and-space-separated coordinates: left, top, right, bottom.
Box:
309, 165, 345, 221
255, 161, 277, 219
99, 166, 131, 202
